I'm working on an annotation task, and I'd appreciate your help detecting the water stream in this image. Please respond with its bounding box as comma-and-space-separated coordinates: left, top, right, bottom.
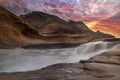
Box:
0, 41, 120, 72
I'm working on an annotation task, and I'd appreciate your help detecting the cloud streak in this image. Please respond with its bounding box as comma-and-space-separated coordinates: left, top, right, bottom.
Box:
21, 0, 120, 21
0, 0, 28, 15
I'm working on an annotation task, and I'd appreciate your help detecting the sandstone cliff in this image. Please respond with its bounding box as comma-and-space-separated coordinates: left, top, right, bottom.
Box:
0, 6, 114, 48
0, 5, 42, 48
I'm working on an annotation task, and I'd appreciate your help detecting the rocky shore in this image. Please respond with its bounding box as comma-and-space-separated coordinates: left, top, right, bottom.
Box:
0, 4, 119, 80
0, 50, 119, 80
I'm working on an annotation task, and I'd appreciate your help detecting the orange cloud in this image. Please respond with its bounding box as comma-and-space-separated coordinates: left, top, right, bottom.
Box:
86, 18, 120, 38
86, 21, 98, 31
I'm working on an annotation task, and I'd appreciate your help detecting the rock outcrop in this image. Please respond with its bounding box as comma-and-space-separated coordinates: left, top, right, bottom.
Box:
0, 50, 119, 80
21, 11, 114, 38
0, 5, 42, 48
20, 11, 93, 35
0, 5, 114, 48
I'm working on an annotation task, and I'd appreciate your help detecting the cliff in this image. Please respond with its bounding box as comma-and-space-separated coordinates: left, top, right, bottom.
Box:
21, 11, 114, 38
20, 11, 93, 35
0, 5, 41, 48
0, 6, 114, 48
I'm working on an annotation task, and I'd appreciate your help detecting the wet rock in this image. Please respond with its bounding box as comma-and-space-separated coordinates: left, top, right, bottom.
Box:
0, 50, 120, 80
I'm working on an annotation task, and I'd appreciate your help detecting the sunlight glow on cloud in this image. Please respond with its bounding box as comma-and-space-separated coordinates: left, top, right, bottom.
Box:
21, 0, 120, 21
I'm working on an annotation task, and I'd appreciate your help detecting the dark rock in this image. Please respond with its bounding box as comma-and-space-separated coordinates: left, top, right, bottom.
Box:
103, 38, 120, 42
22, 43, 81, 49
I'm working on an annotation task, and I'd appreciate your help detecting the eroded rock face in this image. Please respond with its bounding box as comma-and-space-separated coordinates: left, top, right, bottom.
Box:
0, 50, 119, 80
0, 5, 114, 49
0, 5, 41, 48
0, 5, 93, 48
20, 11, 93, 35
21, 11, 114, 39
89, 50, 120, 65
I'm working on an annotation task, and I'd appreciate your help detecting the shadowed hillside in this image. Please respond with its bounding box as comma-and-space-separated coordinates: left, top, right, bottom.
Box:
21, 11, 114, 39
21, 11, 93, 35
0, 5, 41, 48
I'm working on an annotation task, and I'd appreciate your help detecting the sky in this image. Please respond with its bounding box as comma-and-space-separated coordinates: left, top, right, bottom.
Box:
0, 0, 120, 37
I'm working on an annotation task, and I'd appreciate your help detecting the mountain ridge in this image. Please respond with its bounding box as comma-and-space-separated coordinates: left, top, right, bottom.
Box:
0, 5, 114, 48
20, 11, 94, 35
21, 11, 114, 38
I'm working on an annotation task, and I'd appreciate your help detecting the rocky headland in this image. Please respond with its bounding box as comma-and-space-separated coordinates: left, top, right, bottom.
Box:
0, 5, 119, 80
0, 5, 115, 48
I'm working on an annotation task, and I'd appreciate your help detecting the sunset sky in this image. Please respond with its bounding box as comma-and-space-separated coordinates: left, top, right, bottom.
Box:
0, 0, 120, 37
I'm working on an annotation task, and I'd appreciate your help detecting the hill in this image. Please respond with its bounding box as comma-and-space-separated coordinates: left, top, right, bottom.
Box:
21, 11, 93, 35
0, 5, 41, 48
0, 6, 114, 48
21, 11, 114, 38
